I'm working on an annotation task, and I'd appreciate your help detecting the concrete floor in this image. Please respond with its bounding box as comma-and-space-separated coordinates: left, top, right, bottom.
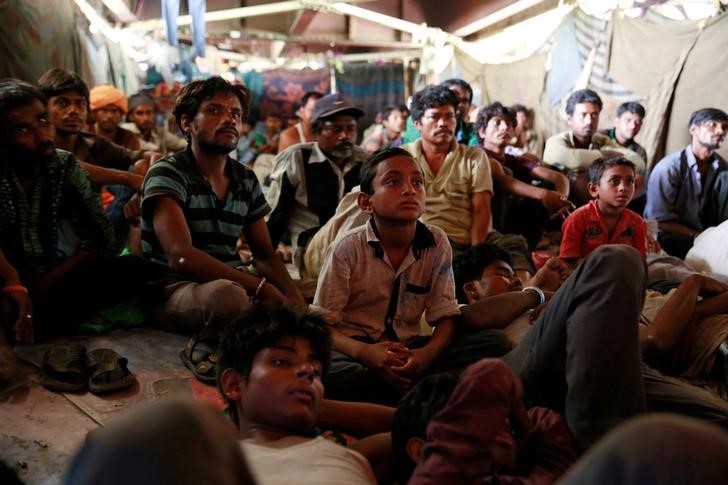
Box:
0, 328, 222, 484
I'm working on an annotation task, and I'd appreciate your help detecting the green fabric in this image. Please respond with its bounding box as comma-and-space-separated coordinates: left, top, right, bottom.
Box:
77, 297, 148, 334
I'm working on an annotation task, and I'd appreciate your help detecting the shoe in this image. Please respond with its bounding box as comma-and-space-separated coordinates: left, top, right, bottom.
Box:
41, 344, 87, 392
86, 348, 136, 394
180, 327, 220, 385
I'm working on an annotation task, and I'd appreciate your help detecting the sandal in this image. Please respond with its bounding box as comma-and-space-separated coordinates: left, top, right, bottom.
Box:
180, 327, 220, 384
86, 348, 136, 394
42, 344, 87, 392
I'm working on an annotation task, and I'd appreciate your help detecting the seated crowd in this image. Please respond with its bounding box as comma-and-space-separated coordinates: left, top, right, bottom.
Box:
2, 70, 728, 484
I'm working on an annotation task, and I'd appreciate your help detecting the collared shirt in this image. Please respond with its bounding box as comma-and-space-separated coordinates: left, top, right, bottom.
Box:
313, 219, 460, 344
601, 127, 648, 163
140, 147, 269, 270
560, 199, 647, 259
0, 149, 115, 281
543, 130, 646, 173
266, 142, 367, 251
404, 139, 493, 246
121, 122, 187, 154
644, 145, 728, 231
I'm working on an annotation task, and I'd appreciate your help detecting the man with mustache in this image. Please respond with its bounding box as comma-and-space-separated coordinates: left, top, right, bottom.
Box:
37, 68, 156, 195
543, 89, 645, 205
267, 93, 368, 258
403, 84, 494, 257
37, 69, 160, 249
140, 77, 304, 365
645, 108, 728, 258
0, 79, 150, 379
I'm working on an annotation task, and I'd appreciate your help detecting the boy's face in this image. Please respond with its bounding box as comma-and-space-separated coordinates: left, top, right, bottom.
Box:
233, 336, 324, 433
588, 165, 635, 210
358, 155, 426, 223
464, 259, 521, 303
383, 109, 405, 135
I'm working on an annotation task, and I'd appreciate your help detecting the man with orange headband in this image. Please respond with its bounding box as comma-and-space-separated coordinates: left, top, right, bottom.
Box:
90, 85, 141, 151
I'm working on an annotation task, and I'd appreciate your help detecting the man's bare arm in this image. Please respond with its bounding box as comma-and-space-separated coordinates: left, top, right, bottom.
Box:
243, 217, 305, 305
276, 126, 300, 153
80, 161, 144, 192
151, 196, 279, 298
470, 191, 493, 245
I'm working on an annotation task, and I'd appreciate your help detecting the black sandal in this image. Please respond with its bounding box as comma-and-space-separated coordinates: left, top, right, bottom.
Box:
41, 344, 87, 392
180, 328, 220, 385
86, 348, 136, 394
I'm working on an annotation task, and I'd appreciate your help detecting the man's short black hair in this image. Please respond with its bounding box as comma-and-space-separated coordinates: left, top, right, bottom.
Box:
409, 85, 458, 123
380, 104, 401, 123
617, 101, 645, 118
474, 102, 517, 144
565, 89, 602, 116
216, 303, 332, 403
359, 147, 417, 195
173, 76, 251, 130
688, 108, 728, 128
440, 78, 473, 103
512, 104, 529, 115
36, 68, 89, 103
392, 372, 460, 483
0, 78, 47, 122
588, 154, 636, 185
452, 243, 513, 304
301, 91, 324, 106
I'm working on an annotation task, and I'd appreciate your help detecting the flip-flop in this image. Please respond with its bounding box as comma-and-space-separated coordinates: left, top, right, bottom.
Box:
86, 348, 136, 394
42, 344, 87, 392
180, 327, 220, 384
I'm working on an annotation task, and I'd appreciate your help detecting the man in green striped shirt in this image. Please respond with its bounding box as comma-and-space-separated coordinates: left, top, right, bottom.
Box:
141, 77, 304, 333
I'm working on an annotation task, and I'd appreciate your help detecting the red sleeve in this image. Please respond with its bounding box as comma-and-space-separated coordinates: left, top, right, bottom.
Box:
632, 214, 648, 257
520, 407, 578, 483
409, 360, 531, 485
559, 209, 585, 259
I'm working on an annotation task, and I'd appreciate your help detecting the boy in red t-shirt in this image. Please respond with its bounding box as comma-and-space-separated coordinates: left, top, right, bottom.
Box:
560, 155, 647, 266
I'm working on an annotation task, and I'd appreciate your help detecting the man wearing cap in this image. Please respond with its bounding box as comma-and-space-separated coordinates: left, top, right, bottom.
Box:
121, 92, 186, 154
90, 85, 141, 151
266, 92, 369, 256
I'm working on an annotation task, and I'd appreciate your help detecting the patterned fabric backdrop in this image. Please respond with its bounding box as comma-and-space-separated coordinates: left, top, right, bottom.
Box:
335, 62, 406, 132
256, 68, 331, 121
